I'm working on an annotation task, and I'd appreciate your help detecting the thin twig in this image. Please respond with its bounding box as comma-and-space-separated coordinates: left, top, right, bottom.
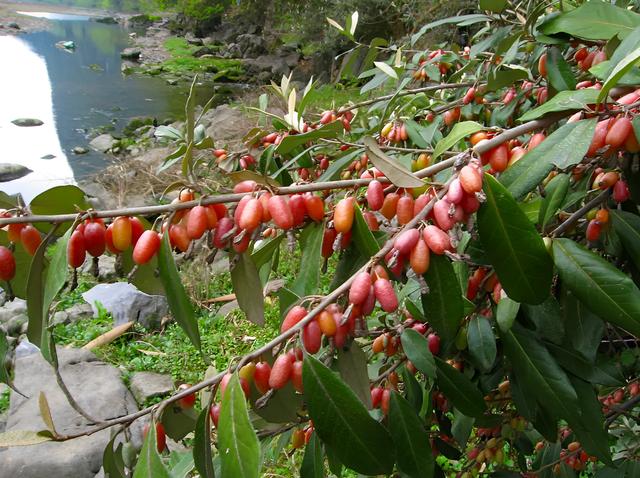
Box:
550, 190, 610, 237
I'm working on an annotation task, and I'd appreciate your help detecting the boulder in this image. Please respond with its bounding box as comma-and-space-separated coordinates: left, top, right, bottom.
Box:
51, 303, 94, 327
89, 134, 116, 153
243, 55, 290, 80
82, 282, 168, 328
0, 298, 27, 324
11, 118, 43, 127
129, 372, 173, 404
193, 46, 216, 58
202, 105, 252, 145
120, 48, 141, 60
40, 154, 56, 160
0, 347, 139, 478
72, 146, 89, 155
0, 163, 32, 182
81, 254, 117, 281
237, 33, 266, 58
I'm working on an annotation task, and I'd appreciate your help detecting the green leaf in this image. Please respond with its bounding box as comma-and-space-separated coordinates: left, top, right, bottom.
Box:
539, 173, 570, 231
302, 355, 395, 475
230, 252, 265, 326
546, 342, 624, 387
611, 210, 640, 270
553, 238, 640, 337
486, 66, 529, 92
569, 377, 612, 464
26, 232, 56, 363
362, 136, 424, 188
193, 408, 215, 478
432, 121, 483, 161
496, 296, 520, 333
479, 0, 507, 13
421, 255, 464, 342
519, 89, 599, 122
158, 233, 202, 351
546, 47, 576, 92
0, 329, 19, 393
467, 316, 497, 372
0, 430, 54, 447
352, 205, 380, 258
43, 228, 71, 316
388, 392, 434, 478
29, 185, 90, 234
133, 420, 171, 478
161, 405, 197, 441
500, 119, 597, 198
411, 14, 492, 45
103, 435, 126, 478
291, 223, 324, 297
404, 119, 429, 148
539, 2, 640, 41
560, 286, 604, 363
251, 381, 302, 424
275, 121, 342, 156
451, 409, 474, 448
478, 174, 553, 304
401, 328, 436, 379
522, 297, 564, 345
501, 326, 581, 429
336, 342, 372, 408
251, 234, 284, 270
218, 374, 260, 478
434, 357, 486, 418
598, 46, 640, 104
374, 61, 398, 79
300, 433, 324, 478
318, 149, 360, 181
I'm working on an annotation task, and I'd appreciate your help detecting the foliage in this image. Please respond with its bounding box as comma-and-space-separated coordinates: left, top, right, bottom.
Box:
1, 1, 640, 477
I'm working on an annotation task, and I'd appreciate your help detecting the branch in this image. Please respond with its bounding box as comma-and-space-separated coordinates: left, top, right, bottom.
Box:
54, 162, 462, 441
336, 82, 476, 114
550, 190, 610, 237
0, 158, 457, 226
605, 394, 640, 428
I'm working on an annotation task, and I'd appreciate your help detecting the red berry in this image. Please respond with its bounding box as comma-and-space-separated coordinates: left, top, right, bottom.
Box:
177, 383, 196, 409
83, 221, 106, 257
132, 230, 161, 265
67, 229, 87, 269
0, 246, 16, 281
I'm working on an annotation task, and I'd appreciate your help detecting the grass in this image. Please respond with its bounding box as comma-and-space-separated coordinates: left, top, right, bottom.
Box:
160, 37, 244, 80
0, 387, 9, 414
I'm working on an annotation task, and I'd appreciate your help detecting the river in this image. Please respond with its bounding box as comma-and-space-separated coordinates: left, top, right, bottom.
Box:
0, 11, 214, 202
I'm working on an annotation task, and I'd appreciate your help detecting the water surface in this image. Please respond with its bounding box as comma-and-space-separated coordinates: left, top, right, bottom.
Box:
0, 12, 215, 202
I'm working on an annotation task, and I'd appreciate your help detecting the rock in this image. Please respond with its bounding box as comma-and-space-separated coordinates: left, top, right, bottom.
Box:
193, 46, 216, 58
82, 282, 168, 328
224, 42, 243, 58
186, 35, 204, 46
79, 181, 118, 210
166, 78, 178, 85
51, 303, 94, 327
56, 41, 76, 50
72, 146, 88, 155
89, 134, 116, 153
237, 33, 266, 58
0, 347, 139, 478
0, 163, 32, 182
81, 255, 117, 280
40, 154, 56, 160
8, 22, 19, 29
5, 313, 27, 337
11, 118, 43, 127
243, 54, 290, 80
129, 372, 173, 404
120, 48, 141, 60
0, 298, 27, 324
202, 105, 252, 145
